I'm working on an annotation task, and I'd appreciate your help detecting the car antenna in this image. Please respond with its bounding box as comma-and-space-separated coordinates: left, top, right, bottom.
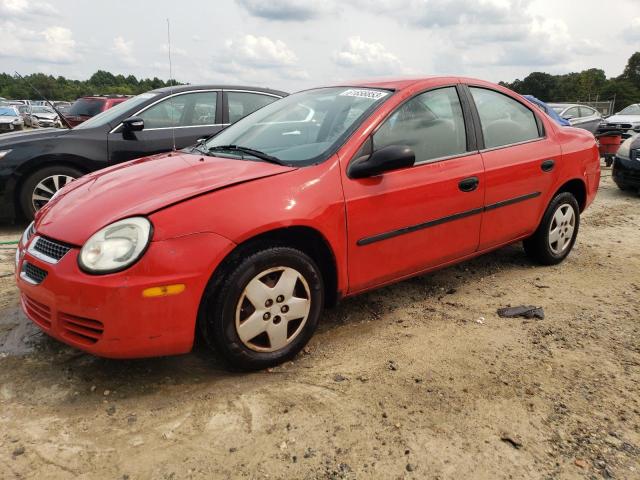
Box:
14, 71, 73, 129
166, 18, 176, 152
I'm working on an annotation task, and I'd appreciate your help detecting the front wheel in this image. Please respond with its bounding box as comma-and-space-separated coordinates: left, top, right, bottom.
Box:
523, 192, 580, 265
200, 246, 324, 370
19, 166, 82, 220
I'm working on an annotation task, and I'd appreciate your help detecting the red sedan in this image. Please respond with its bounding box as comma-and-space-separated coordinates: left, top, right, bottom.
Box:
16, 77, 600, 369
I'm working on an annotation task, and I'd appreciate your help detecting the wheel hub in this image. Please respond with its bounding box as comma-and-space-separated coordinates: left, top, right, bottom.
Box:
548, 203, 575, 255
235, 266, 311, 352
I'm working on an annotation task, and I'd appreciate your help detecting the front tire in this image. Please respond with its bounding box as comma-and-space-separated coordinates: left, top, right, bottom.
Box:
200, 246, 324, 370
19, 166, 82, 220
523, 192, 580, 265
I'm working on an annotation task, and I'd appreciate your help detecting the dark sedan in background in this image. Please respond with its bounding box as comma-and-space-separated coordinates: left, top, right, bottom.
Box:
0, 84, 286, 220
612, 133, 640, 193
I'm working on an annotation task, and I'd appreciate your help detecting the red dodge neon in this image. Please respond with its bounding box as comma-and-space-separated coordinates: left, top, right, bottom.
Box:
16, 77, 600, 370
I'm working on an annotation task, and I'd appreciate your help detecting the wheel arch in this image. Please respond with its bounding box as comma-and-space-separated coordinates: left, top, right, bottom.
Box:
554, 178, 587, 212
13, 155, 90, 217
206, 225, 340, 308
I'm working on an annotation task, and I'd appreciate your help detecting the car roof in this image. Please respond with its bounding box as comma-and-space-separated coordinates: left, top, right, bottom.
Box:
149, 84, 288, 97
324, 76, 507, 92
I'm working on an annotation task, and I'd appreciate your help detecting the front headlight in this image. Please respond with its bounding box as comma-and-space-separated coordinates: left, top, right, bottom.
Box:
20, 221, 35, 247
79, 217, 152, 274
0, 149, 12, 160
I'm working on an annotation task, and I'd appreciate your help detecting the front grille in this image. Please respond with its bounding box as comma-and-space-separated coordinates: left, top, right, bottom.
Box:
23, 295, 52, 329
32, 236, 71, 262
608, 123, 632, 129
22, 262, 48, 284
60, 313, 104, 345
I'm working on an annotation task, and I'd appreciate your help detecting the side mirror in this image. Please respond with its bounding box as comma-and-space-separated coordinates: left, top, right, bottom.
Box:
122, 116, 144, 132
348, 145, 415, 179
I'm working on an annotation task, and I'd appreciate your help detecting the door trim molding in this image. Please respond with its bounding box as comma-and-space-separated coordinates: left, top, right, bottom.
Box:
356, 191, 541, 246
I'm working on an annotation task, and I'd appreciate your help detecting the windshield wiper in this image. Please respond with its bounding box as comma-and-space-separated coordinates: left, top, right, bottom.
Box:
207, 145, 285, 166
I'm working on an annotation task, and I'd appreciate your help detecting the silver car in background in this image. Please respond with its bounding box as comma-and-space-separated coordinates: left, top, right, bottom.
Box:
548, 103, 602, 133
0, 106, 25, 133
25, 105, 61, 128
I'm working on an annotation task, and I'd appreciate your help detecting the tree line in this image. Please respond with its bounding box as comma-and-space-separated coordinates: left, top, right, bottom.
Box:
499, 52, 640, 111
0, 70, 180, 102
1, 52, 639, 111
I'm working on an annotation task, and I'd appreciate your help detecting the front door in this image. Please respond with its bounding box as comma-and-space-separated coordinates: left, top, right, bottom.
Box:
341, 85, 485, 293
107, 90, 222, 164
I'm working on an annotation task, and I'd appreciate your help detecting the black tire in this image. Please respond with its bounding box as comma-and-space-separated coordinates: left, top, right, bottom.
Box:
19, 165, 82, 220
200, 246, 324, 370
523, 192, 580, 266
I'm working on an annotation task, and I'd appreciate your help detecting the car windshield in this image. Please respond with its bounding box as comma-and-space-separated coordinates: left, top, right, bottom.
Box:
202, 87, 392, 165
32, 106, 54, 114
74, 93, 158, 130
550, 106, 565, 113
618, 104, 640, 115
0, 107, 16, 116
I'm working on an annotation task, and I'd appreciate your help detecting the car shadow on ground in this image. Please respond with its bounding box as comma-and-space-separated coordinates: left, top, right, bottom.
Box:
0, 242, 533, 401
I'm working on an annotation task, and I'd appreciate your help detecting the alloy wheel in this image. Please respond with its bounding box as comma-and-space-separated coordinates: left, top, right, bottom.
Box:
235, 266, 311, 352
32, 174, 75, 211
548, 203, 575, 255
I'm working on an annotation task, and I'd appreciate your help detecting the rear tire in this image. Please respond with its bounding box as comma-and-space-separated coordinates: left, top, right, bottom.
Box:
200, 246, 324, 370
523, 192, 580, 266
19, 165, 82, 220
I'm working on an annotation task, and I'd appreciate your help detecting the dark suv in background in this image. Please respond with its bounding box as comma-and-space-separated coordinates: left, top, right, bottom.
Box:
0, 84, 286, 220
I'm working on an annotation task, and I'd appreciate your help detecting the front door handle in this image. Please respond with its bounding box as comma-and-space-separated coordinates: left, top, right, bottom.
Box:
541, 159, 555, 172
458, 176, 479, 192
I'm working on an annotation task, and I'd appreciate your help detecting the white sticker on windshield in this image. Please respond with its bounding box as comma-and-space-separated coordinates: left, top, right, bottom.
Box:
340, 89, 389, 100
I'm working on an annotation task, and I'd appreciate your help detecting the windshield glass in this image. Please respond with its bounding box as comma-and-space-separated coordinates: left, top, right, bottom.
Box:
68, 98, 105, 117
203, 87, 392, 165
0, 107, 17, 116
618, 104, 640, 115
74, 93, 158, 130
32, 106, 54, 114
550, 106, 564, 113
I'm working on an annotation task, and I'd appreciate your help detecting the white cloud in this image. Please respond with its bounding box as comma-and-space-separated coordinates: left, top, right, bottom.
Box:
0, 21, 78, 63
211, 34, 308, 83
0, 0, 57, 17
236, 0, 335, 21
334, 36, 406, 75
112, 36, 135, 66
622, 17, 640, 43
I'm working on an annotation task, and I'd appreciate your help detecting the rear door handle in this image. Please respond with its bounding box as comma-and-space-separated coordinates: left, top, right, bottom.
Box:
458, 176, 479, 192
541, 159, 555, 172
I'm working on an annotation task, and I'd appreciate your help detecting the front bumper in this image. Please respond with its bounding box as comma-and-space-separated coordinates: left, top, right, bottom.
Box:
612, 155, 640, 189
15, 231, 235, 358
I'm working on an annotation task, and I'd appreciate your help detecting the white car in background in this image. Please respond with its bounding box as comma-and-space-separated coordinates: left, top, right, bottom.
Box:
547, 103, 602, 133
0, 106, 24, 133
599, 103, 640, 137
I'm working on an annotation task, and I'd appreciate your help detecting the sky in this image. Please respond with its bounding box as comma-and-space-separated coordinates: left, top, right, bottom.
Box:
1, 0, 639, 93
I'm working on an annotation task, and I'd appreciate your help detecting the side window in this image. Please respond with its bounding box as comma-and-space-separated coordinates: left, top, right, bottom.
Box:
139, 92, 217, 129
373, 87, 467, 163
580, 106, 595, 118
564, 106, 580, 119
470, 87, 541, 149
228, 92, 278, 124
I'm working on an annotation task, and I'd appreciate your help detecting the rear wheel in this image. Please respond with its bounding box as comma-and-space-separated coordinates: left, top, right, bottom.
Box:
19, 166, 82, 220
200, 246, 324, 370
523, 192, 580, 265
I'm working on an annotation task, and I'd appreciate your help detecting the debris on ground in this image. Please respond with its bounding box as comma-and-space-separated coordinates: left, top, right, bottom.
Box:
500, 433, 523, 449
497, 305, 544, 320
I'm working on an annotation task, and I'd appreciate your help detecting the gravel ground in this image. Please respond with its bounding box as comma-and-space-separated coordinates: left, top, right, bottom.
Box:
0, 167, 638, 480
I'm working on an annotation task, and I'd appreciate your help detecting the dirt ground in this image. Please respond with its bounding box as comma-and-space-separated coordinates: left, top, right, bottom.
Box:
0, 168, 638, 480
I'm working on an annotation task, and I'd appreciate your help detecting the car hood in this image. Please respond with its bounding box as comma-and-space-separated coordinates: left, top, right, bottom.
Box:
33, 113, 58, 120
0, 127, 68, 146
605, 114, 640, 124
0, 116, 19, 124
35, 151, 296, 245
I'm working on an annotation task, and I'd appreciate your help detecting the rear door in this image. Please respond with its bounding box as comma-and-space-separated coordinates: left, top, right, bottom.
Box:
342, 85, 485, 293
107, 90, 222, 164
466, 86, 561, 250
